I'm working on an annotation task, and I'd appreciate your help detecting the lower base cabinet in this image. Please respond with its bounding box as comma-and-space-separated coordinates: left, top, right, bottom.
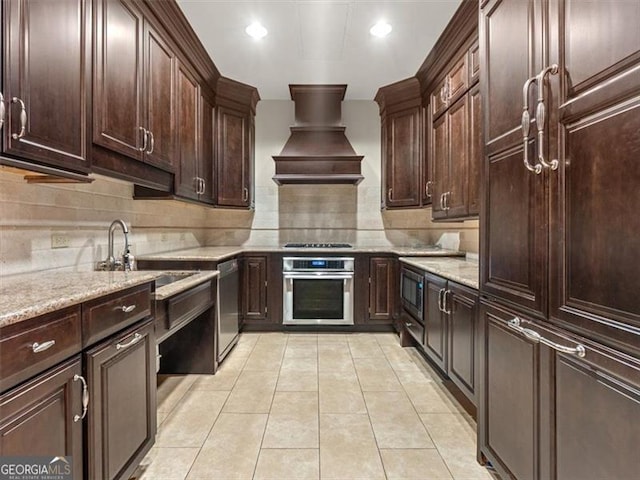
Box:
0, 357, 84, 479
479, 300, 640, 480
85, 320, 156, 480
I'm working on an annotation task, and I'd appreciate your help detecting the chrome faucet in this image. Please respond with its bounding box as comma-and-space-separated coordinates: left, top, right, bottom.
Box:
97, 220, 133, 271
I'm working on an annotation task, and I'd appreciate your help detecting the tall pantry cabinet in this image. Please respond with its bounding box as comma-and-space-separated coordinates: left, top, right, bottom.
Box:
479, 1, 640, 479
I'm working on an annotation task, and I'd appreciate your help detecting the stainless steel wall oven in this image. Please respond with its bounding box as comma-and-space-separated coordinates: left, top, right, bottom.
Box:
283, 257, 354, 325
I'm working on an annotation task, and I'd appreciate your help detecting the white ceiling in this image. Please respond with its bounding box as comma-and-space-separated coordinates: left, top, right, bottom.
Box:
176, 1, 463, 100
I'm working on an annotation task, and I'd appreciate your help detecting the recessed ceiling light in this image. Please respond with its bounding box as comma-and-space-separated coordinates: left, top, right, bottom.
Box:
370, 21, 392, 38
245, 22, 268, 40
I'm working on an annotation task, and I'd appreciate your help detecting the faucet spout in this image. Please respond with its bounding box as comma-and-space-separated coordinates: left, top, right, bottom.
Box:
104, 219, 131, 271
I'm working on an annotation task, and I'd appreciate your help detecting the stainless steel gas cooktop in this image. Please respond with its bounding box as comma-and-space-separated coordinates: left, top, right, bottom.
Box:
284, 243, 353, 248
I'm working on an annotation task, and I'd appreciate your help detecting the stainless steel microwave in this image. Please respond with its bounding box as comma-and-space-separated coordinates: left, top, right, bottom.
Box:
400, 267, 424, 321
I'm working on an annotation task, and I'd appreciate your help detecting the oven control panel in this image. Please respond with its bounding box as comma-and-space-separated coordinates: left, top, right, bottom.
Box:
283, 257, 354, 272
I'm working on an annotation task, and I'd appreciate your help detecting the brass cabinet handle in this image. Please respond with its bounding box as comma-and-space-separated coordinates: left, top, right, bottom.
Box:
438, 287, 446, 312
425, 181, 433, 198
439, 193, 445, 210
0, 92, 5, 130
387, 188, 393, 202
11, 97, 27, 140
32, 340, 56, 353
243, 187, 249, 202
119, 304, 136, 313
521, 77, 543, 174
138, 126, 148, 152
116, 332, 142, 350
507, 317, 586, 358
193, 177, 201, 194
536, 64, 559, 170
146, 130, 155, 154
73, 374, 89, 422
444, 192, 451, 211
200, 178, 206, 195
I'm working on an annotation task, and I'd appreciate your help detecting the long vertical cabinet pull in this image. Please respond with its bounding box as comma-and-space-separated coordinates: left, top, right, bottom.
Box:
535, 64, 559, 170
11, 97, 27, 140
0, 92, 5, 130
521, 78, 542, 174
146, 130, 155, 154
73, 374, 89, 422
138, 127, 148, 152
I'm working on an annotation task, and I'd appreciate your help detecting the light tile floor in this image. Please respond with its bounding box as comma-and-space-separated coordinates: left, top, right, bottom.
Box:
129, 332, 496, 480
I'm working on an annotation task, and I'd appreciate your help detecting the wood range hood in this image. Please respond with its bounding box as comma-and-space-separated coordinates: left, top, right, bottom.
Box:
272, 84, 364, 185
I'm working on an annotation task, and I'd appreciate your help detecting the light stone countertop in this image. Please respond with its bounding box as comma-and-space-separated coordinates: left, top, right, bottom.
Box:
0, 270, 219, 328
137, 245, 464, 263
399, 257, 479, 290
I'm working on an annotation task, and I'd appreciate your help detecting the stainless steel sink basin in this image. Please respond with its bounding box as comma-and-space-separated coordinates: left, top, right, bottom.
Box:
154, 273, 197, 287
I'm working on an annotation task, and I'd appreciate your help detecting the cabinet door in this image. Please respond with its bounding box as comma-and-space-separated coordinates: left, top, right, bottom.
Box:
86, 320, 156, 480
431, 112, 448, 219
217, 106, 250, 207
447, 282, 478, 404
198, 90, 215, 204
467, 83, 482, 216
445, 53, 468, 106
0, 357, 83, 479
446, 95, 469, 218
243, 256, 268, 321
93, 0, 144, 160
480, 0, 547, 317
421, 106, 433, 206
144, 21, 176, 172
550, 333, 640, 480
3, 0, 90, 172
478, 301, 541, 480
423, 274, 447, 371
548, 0, 640, 352
368, 257, 395, 324
175, 62, 199, 200
385, 107, 422, 208
431, 77, 448, 120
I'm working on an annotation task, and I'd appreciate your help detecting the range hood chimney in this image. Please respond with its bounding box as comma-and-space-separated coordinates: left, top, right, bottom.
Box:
272, 84, 364, 185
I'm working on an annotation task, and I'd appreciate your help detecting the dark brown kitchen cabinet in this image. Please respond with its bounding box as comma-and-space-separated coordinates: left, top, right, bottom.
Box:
375, 77, 430, 209
480, 0, 640, 346
174, 62, 199, 199
431, 52, 468, 120
143, 19, 177, 172
242, 255, 268, 324
423, 273, 448, 372
478, 301, 541, 480
479, 300, 640, 480
94, 0, 177, 172
198, 89, 215, 204
85, 319, 156, 480
368, 257, 395, 324
2, 0, 91, 173
0, 357, 84, 479
447, 282, 478, 404
216, 77, 259, 209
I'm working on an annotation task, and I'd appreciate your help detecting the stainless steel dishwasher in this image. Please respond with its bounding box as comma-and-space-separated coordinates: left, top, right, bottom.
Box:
217, 258, 239, 363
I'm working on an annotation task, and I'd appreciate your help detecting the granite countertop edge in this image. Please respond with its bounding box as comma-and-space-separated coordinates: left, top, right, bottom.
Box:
0, 270, 219, 328
398, 257, 479, 290
136, 245, 465, 263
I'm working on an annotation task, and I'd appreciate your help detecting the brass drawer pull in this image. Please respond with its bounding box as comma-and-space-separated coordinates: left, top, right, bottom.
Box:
116, 333, 142, 350
32, 340, 56, 353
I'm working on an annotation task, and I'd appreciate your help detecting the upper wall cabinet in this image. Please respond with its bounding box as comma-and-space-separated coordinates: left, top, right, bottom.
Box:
1, 0, 92, 179
216, 77, 259, 209
93, 0, 177, 172
430, 40, 481, 221
375, 78, 429, 209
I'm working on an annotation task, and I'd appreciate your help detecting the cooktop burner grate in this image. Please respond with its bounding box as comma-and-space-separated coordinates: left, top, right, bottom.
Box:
284, 243, 353, 248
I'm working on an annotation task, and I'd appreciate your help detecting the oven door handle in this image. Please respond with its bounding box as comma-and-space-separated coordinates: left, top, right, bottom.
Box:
283, 272, 354, 280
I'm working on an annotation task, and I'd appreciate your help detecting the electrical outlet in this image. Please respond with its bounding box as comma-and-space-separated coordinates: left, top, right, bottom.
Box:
51, 233, 70, 249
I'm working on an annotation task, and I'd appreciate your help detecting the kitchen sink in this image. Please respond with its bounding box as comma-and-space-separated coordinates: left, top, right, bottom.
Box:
154, 272, 197, 287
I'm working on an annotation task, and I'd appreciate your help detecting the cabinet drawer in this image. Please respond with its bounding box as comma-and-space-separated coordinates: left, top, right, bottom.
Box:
402, 313, 425, 347
0, 306, 82, 393
82, 284, 152, 347
167, 280, 213, 329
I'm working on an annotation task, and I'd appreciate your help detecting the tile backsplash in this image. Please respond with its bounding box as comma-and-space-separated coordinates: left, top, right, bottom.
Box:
0, 100, 478, 277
